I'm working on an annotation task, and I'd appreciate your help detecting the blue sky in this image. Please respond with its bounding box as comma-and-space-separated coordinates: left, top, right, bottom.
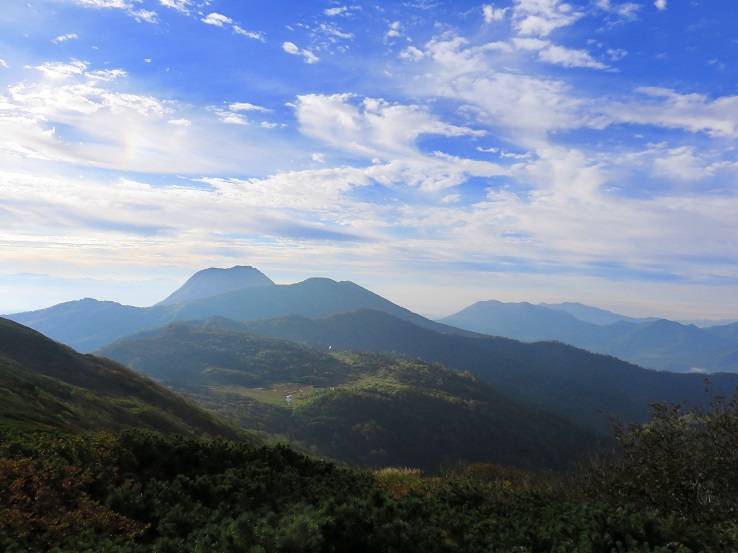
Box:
1, 0, 738, 320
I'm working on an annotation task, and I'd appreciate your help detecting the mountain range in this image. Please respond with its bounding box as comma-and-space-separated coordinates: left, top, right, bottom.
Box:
4, 264, 738, 471
439, 300, 738, 373
8, 266, 738, 376
6, 267, 466, 353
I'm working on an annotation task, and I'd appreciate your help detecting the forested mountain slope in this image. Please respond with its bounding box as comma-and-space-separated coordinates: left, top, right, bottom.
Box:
226, 309, 738, 431
99, 323, 598, 471
0, 317, 245, 439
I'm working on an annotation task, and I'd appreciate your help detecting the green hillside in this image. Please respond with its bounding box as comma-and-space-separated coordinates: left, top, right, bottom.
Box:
233, 309, 738, 431
0, 318, 246, 440
99, 323, 598, 471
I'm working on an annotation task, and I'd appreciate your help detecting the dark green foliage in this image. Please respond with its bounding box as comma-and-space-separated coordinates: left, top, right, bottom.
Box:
0, 429, 719, 553
581, 391, 738, 549
100, 323, 349, 387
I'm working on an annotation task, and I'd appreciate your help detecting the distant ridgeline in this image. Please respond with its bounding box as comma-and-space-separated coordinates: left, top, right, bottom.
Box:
8, 265, 738, 374
440, 300, 738, 373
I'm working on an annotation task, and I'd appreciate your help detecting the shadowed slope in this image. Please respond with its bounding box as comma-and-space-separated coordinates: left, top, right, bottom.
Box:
0, 317, 247, 440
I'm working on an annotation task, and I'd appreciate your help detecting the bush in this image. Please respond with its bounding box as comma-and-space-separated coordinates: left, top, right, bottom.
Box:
581, 390, 738, 551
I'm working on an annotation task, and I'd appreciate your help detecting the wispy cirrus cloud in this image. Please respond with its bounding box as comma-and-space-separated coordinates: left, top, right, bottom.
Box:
159, 0, 190, 14
69, 0, 158, 22
0, 60, 297, 174
608, 87, 738, 137
293, 93, 486, 161
200, 11, 264, 39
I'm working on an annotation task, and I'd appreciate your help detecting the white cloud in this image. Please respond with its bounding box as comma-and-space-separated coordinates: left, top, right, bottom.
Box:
0, 61, 295, 174
651, 146, 711, 181
415, 37, 602, 140
73, 0, 133, 8
282, 42, 320, 64
201, 13, 232, 27
194, 166, 373, 211
27, 60, 88, 80
132, 9, 158, 23
400, 46, 425, 61
512, 37, 549, 51
512, 0, 584, 37
537, 44, 608, 69
159, 0, 190, 14
199, 12, 264, 41
282, 42, 300, 55
318, 23, 353, 42
87, 68, 126, 81
607, 48, 627, 61
654, 0, 667, 10
610, 87, 738, 137
233, 26, 265, 41
209, 103, 278, 126
213, 110, 249, 125
293, 94, 491, 178
70, 0, 159, 23
311, 153, 326, 163
0, 60, 9, 69
325, 6, 348, 16
52, 34, 79, 43
385, 21, 401, 40
483, 5, 508, 23
596, 0, 641, 21
229, 102, 270, 113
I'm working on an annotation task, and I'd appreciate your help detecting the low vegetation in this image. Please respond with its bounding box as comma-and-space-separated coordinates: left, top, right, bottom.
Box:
2, 392, 738, 552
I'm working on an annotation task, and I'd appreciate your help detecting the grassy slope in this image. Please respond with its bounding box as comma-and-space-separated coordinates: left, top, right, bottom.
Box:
99, 324, 599, 471
0, 318, 248, 440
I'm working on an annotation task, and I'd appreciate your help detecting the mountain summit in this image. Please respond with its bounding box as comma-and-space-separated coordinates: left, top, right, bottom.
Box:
157, 265, 274, 306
